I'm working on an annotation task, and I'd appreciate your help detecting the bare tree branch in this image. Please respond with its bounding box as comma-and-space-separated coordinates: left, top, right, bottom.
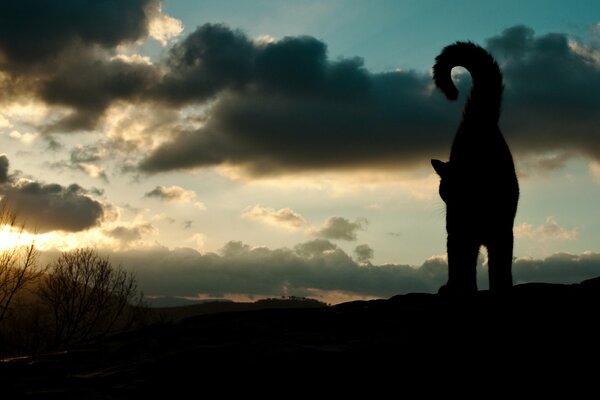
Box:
38, 248, 145, 349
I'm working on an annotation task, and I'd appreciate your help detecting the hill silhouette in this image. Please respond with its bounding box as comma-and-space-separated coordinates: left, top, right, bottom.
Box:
2, 278, 600, 396
149, 296, 327, 322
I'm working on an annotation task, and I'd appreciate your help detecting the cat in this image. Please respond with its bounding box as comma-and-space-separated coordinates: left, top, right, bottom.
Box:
431, 42, 519, 294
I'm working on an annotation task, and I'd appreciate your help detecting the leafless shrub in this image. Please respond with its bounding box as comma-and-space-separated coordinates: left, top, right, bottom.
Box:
38, 248, 145, 349
0, 205, 46, 356
0, 205, 42, 323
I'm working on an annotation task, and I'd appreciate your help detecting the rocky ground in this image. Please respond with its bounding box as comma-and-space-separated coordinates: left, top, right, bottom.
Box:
3, 278, 600, 398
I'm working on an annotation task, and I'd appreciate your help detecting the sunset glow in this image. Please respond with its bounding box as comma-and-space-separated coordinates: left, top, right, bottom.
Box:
0, 0, 599, 301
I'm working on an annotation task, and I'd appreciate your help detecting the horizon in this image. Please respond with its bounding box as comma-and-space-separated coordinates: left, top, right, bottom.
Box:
1, 0, 600, 303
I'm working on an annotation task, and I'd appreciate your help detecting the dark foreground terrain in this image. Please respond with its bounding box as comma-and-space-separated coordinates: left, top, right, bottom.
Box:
3, 278, 600, 397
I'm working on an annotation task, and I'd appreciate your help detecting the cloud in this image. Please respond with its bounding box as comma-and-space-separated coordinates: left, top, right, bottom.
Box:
44, 135, 64, 151
70, 144, 107, 163
241, 205, 308, 230
0, 181, 109, 233
7, 130, 36, 144
146, 3, 183, 45
518, 152, 573, 177
39, 54, 160, 131
0, 155, 111, 233
138, 23, 600, 177
0, 0, 158, 65
144, 185, 198, 204
96, 103, 184, 167
91, 240, 600, 302
155, 23, 257, 105
77, 163, 109, 181
315, 217, 367, 241
103, 223, 157, 244
294, 239, 338, 257
220, 240, 251, 257
140, 24, 455, 175
0, 0, 171, 131
3, 17, 600, 176
513, 252, 600, 284
515, 217, 578, 240
0, 154, 9, 183
354, 244, 374, 264
49, 144, 109, 181
486, 26, 600, 161
105, 240, 447, 300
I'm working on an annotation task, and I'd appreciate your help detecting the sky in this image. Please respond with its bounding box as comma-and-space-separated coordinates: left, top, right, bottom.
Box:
1, 0, 600, 303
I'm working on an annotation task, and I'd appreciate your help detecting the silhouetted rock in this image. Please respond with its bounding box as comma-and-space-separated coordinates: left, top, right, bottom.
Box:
2, 280, 600, 396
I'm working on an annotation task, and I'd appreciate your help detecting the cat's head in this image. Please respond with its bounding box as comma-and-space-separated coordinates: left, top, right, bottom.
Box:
431, 159, 452, 204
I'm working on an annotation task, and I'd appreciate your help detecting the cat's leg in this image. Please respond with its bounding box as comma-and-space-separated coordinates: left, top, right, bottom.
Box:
440, 234, 479, 295
487, 230, 513, 293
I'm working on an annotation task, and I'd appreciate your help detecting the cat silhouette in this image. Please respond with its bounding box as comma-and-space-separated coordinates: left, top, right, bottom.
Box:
432, 42, 519, 294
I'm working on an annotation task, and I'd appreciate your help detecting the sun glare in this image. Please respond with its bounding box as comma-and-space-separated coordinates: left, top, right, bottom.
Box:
0, 225, 32, 251
0, 225, 93, 252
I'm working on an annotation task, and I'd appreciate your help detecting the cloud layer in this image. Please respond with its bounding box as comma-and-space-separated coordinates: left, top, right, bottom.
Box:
106, 240, 448, 299
0, 0, 167, 131
139, 24, 457, 175
3, 12, 600, 177
75, 241, 600, 302
315, 217, 367, 241
139, 24, 600, 177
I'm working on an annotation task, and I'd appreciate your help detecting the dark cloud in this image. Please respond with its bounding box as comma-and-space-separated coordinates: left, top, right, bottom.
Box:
40, 54, 160, 132
0, 0, 162, 132
139, 24, 458, 175
105, 240, 447, 299
88, 187, 105, 197
144, 185, 196, 203
156, 23, 256, 104
43, 135, 64, 152
512, 252, 600, 284
220, 240, 251, 257
0, 156, 110, 233
48, 144, 109, 181
294, 239, 338, 257
0, 0, 156, 66
69, 144, 104, 163
3, 16, 600, 173
140, 24, 600, 176
90, 240, 600, 301
354, 244, 374, 264
316, 217, 367, 241
486, 25, 600, 161
0, 182, 107, 233
0, 154, 9, 183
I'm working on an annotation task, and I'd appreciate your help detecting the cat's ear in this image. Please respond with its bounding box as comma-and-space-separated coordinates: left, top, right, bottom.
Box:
431, 159, 448, 177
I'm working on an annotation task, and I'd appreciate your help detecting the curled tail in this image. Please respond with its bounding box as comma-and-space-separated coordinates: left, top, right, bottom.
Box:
433, 42, 503, 121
